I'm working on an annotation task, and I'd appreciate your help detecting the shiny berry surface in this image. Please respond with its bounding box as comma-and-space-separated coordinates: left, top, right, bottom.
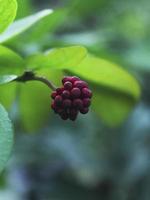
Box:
51, 76, 92, 121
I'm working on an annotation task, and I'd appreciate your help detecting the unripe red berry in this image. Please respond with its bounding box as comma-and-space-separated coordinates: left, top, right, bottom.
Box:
71, 88, 81, 98
51, 76, 92, 121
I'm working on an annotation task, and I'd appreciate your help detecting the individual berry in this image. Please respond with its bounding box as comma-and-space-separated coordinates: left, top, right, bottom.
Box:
82, 88, 92, 98
64, 81, 72, 90
56, 88, 64, 95
63, 99, 72, 108
73, 99, 83, 109
51, 76, 92, 121
71, 88, 81, 98
74, 81, 88, 89
55, 95, 63, 105
62, 77, 72, 84
80, 107, 89, 114
62, 90, 70, 99
51, 91, 57, 99
70, 76, 80, 82
60, 111, 69, 120
69, 109, 78, 121
83, 98, 91, 107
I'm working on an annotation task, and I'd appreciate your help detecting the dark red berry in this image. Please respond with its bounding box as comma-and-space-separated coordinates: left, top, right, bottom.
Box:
62, 76, 72, 84
83, 98, 91, 107
51, 91, 57, 99
73, 99, 83, 109
56, 88, 64, 95
74, 81, 88, 89
82, 88, 92, 98
71, 88, 81, 98
55, 95, 63, 105
62, 90, 70, 99
51, 76, 92, 120
63, 99, 72, 108
70, 76, 80, 82
80, 107, 89, 114
60, 111, 69, 120
69, 109, 78, 121
64, 81, 72, 90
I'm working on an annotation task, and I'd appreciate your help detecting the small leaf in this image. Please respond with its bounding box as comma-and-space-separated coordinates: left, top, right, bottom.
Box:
0, 104, 13, 173
26, 46, 87, 70
0, 9, 53, 43
0, 45, 25, 82
0, 0, 17, 33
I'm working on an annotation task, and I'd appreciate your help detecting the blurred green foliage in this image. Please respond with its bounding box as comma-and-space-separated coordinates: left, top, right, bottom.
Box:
0, 0, 150, 199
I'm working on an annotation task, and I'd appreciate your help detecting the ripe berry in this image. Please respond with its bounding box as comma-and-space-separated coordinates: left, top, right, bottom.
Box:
82, 88, 92, 98
51, 76, 92, 121
74, 80, 88, 89
64, 81, 72, 90
73, 99, 83, 109
71, 88, 81, 98
63, 99, 72, 108
62, 90, 70, 99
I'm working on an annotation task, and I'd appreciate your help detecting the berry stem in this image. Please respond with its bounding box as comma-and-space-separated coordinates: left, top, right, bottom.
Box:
15, 71, 57, 90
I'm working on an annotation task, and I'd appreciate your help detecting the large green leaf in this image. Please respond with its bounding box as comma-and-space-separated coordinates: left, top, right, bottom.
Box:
66, 55, 140, 126
0, 0, 17, 33
0, 45, 25, 84
0, 104, 13, 173
26, 46, 87, 70
0, 9, 53, 43
67, 55, 140, 100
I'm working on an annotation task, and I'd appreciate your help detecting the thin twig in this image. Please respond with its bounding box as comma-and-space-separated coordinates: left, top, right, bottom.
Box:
15, 71, 57, 91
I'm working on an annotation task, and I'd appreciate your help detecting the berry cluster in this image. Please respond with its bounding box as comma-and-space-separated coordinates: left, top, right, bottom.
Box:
51, 76, 92, 121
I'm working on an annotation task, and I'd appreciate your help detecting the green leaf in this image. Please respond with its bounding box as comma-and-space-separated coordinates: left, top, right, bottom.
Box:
16, 0, 33, 19
92, 89, 134, 126
66, 55, 140, 126
0, 0, 17, 33
0, 45, 25, 84
0, 104, 13, 173
68, 55, 140, 100
0, 9, 53, 43
24, 8, 68, 42
26, 46, 87, 70
0, 84, 17, 109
